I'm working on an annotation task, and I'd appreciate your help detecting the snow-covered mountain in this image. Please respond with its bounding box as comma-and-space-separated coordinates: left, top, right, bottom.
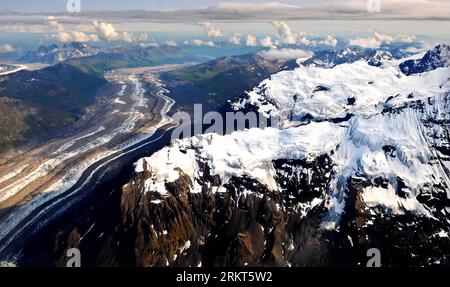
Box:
400, 44, 450, 75
233, 53, 448, 124
19, 42, 100, 64
302, 47, 394, 68
120, 45, 450, 266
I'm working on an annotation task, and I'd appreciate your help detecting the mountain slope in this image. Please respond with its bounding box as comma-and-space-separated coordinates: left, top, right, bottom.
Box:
0, 45, 194, 154
68, 46, 196, 74
232, 56, 448, 124
400, 44, 450, 75
162, 53, 298, 110
19, 42, 101, 65
118, 45, 450, 266
302, 47, 394, 68
0, 61, 107, 153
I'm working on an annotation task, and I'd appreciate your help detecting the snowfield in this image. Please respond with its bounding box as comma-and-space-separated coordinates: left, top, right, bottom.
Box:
136, 122, 345, 194
234, 59, 450, 124
135, 47, 450, 228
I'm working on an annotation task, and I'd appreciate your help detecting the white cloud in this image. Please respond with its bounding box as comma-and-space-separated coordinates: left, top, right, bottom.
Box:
0, 44, 15, 53
396, 34, 416, 43
199, 22, 223, 38
70, 31, 99, 42
206, 27, 223, 37
260, 36, 276, 48
184, 39, 216, 47
140, 42, 159, 48
245, 34, 257, 46
76, 24, 96, 33
50, 32, 71, 42
272, 21, 296, 45
0, 25, 46, 33
198, 22, 210, 28
348, 31, 417, 48
402, 46, 422, 54
324, 0, 450, 19
348, 37, 381, 48
319, 35, 338, 47
271, 21, 316, 47
45, 19, 147, 43
120, 31, 148, 43
296, 36, 317, 47
47, 16, 65, 32
49, 31, 99, 42
47, 0, 450, 21
92, 21, 119, 41
47, 16, 99, 42
210, 2, 299, 12
373, 31, 394, 43
228, 34, 241, 45
90, 21, 148, 42
164, 40, 178, 47
72, 31, 98, 42
120, 32, 135, 43
258, 48, 314, 61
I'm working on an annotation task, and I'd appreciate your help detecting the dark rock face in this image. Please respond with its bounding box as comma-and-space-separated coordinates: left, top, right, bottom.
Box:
400, 44, 450, 75
119, 155, 338, 267
116, 149, 450, 267
11, 46, 450, 268
114, 92, 450, 267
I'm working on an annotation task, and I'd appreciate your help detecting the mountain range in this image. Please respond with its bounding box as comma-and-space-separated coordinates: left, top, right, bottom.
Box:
0, 44, 195, 154
19, 42, 101, 65
400, 44, 450, 75
302, 47, 397, 68
3, 43, 450, 267
115, 44, 450, 266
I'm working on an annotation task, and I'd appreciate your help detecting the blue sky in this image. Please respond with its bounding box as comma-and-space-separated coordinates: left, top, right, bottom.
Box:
0, 0, 326, 12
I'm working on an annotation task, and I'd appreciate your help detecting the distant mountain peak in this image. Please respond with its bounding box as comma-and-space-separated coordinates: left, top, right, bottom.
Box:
400, 44, 450, 75
37, 44, 58, 54
302, 47, 393, 68
62, 42, 90, 50
20, 42, 101, 65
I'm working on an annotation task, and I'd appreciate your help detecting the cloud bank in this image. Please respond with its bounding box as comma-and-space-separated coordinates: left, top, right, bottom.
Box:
184, 39, 216, 47
258, 48, 314, 61
199, 22, 223, 38
348, 31, 416, 48
60, 1, 450, 21
46, 16, 148, 43
0, 44, 15, 53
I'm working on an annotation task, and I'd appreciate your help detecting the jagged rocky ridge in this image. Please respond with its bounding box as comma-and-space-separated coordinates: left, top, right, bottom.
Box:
119, 45, 450, 266
19, 42, 101, 64
400, 44, 450, 75
302, 47, 394, 68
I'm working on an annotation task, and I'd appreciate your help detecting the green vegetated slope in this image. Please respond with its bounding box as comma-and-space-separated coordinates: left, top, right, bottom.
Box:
68, 46, 195, 73
0, 61, 106, 153
162, 53, 297, 110
0, 97, 36, 153
0, 46, 194, 154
